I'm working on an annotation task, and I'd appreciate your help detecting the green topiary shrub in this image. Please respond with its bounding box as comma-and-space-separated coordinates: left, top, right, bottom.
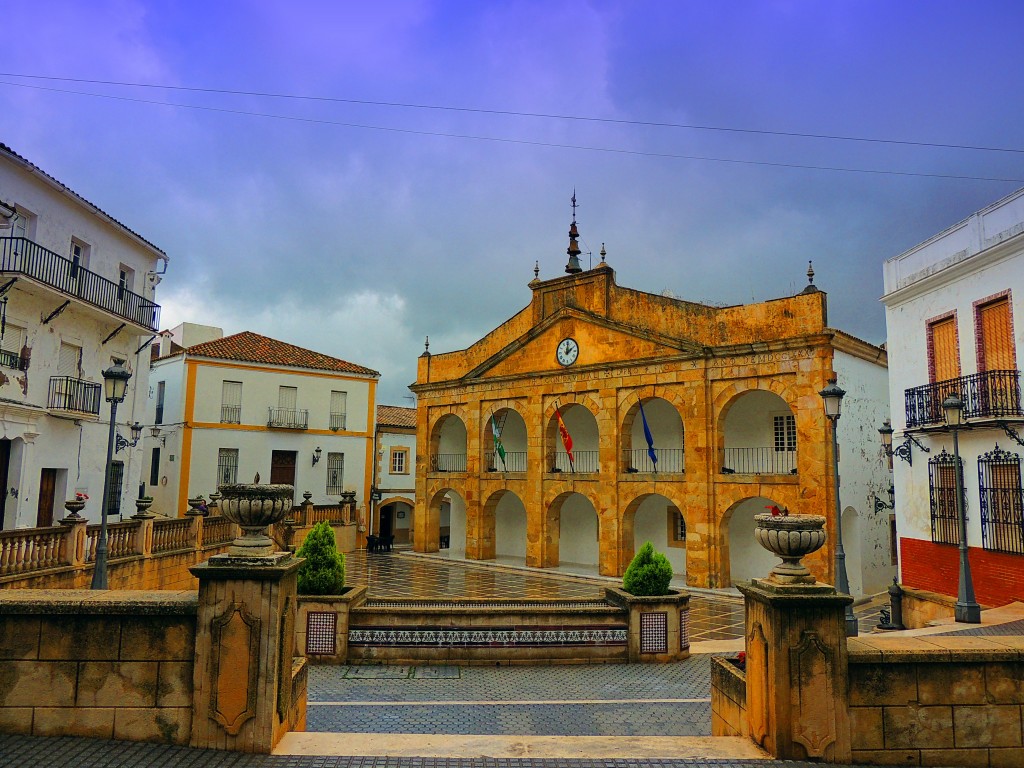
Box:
296, 521, 346, 595
622, 541, 674, 596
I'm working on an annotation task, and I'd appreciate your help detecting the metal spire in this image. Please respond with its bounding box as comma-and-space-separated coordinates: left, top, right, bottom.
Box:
565, 190, 582, 274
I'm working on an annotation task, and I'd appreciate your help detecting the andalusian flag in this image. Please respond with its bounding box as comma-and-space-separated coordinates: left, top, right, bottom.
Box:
491, 413, 507, 470
639, 398, 658, 471
555, 404, 574, 471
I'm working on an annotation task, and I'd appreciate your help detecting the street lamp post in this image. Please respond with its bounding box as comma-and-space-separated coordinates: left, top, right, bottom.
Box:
942, 394, 982, 623
820, 377, 859, 637
90, 361, 132, 590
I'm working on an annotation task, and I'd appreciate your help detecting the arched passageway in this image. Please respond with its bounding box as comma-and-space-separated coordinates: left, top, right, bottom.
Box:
548, 403, 599, 473
721, 390, 797, 475
486, 408, 528, 472
622, 397, 684, 473
487, 490, 527, 560
726, 496, 786, 585
431, 414, 468, 472
552, 492, 600, 567
626, 493, 687, 577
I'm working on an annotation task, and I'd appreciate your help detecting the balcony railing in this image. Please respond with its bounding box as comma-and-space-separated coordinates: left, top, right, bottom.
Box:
722, 447, 796, 475
221, 404, 241, 424
268, 407, 309, 429
0, 348, 28, 371
906, 370, 1022, 428
48, 376, 101, 415
0, 237, 160, 330
487, 451, 527, 472
624, 448, 685, 474
552, 450, 599, 473
431, 453, 467, 472
329, 412, 347, 431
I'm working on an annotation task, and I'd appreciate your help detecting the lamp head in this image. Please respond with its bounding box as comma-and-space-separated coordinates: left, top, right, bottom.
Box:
312, 446, 322, 466
878, 419, 894, 450
820, 378, 845, 419
129, 421, 143, 443
102, 361, 132, 403
942, 393, 964, 428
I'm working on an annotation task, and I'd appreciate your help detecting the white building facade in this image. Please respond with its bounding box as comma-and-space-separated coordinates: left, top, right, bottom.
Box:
0, 143, 166, 528
145, 328, 379, 521
882, 187, 1024, 607
372, 405, 417, 546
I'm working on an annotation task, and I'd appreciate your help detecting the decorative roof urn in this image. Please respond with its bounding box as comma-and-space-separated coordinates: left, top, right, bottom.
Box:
753, 513, 826, 585
218, 484, 294, 558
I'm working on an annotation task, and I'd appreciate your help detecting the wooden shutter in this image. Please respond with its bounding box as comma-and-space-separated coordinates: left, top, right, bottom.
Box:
979, 298, 1015, 371
929, 317, 960, 382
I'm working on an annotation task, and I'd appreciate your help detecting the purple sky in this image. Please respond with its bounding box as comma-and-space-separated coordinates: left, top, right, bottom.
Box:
2, 1, 1022, 404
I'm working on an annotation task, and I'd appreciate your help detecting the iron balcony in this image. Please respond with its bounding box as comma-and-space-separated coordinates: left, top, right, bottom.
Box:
267, 407, 309, 429
48, 376, 101, 416
905, 370, 1023, 428
0, 237, 160, 331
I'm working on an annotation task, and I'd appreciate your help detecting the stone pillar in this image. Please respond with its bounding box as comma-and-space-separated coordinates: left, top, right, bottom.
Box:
738, 578, 853, 763
189, 551, 303, 753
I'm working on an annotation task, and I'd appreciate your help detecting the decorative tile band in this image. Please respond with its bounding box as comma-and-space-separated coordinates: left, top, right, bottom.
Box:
349, 625, 628, 647
363, 599, 612, 610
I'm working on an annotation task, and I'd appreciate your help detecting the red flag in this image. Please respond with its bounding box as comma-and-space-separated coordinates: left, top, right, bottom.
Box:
556, 406, 574, 464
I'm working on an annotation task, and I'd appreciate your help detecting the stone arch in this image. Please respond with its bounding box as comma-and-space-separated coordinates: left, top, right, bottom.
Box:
713, 379, 800, 430
482, 404, 529, 473
546, 490, 601, 569
429, 412, 468, 472
377, 495, 415, 546
621, 492, 688, 578
619, 392, 686, 474
482, 488, 528, 560
427, 486, 466, 555
544, 396, 602, 473
722, 495, 790, 586
717, 384, 799, 476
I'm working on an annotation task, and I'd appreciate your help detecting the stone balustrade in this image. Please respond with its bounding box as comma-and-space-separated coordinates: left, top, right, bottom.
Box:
0, 526, 66, 575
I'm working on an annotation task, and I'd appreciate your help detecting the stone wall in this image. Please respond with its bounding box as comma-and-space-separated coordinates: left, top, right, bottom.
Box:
710, 655, 748, 738
900, 586, 957, 629
0, 590, 196, 744
848, 635, 1024, 767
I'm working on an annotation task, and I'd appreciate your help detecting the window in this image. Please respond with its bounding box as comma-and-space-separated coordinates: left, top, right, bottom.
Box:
221, 381, 242, 423
118, 264, 135, 300
279, 386, 297, 410
155, 381, 166, 424
0, 323, 26, 370
977, 296, 1015, 372
11, 206, 35, 240
69, 238, 91, 279
672, 507, 686, 542
928, 449, 962, 545
107, 460, 124, 519
928, 314, 960, 383
326, 452, 344, 494
330, 390, 347, 431
58, 341, 81, 378
149, 447, 161, 486
978, 446, 1024, 555
773, 414, 796, 452
217, 448, 239, 486
390, 448, 409, 474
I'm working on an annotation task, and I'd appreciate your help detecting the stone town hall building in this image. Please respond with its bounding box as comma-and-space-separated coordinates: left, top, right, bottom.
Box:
410, 216, 893, 593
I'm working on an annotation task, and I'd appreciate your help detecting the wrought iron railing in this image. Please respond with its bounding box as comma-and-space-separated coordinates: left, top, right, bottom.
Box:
928, 448, 963, 545
905, 370, 1023, 427
267, 407, 309, 429
0, 348, 27, 371
552, 450, 599, 473
221, 404, 241, 424
0, 237, 160, 330
48, 376, 101, 415
431, 453, 467, 472
329, 412, 347, 431
624, 448, 684, 474
722, 447, 797, 475
486, 451, 527, 472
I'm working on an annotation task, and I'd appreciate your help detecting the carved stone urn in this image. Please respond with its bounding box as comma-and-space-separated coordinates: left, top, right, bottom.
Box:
218, 484, 294, 558
753, 513, 827, 584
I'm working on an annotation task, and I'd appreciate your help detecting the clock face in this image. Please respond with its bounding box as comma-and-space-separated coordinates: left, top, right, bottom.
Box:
556, 338, 579, 366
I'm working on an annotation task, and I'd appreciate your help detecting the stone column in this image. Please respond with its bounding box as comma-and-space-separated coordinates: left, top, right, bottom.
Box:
738, 578, 853, 763
189, 551, 303, 753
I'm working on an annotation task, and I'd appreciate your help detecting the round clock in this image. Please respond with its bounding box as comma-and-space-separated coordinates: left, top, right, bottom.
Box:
556, 337, 579, 366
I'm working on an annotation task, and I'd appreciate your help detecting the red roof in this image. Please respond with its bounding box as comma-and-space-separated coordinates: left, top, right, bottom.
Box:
185, 331, 378, 376
376, 405, 416, 428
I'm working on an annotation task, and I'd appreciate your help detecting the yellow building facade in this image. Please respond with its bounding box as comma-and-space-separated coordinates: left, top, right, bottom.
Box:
411, 242, 887, 589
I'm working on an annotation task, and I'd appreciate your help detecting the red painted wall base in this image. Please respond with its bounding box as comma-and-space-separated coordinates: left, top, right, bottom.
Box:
900, 537, 1024, 607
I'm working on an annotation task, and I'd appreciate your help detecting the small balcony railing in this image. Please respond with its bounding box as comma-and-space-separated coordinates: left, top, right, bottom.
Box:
486, 451, 527, 472
267, 407, 308, 429
905, 370, 1022, 428
48, 376, 101, 415
0, 237, 160, 330
722, 447, 796, 475
329, 412, 347, 431
624, 448, 685, 474
221, 404, 241, 424
552, 450, 599, 473
431, 453, 467, 472
0, 348, 28, 371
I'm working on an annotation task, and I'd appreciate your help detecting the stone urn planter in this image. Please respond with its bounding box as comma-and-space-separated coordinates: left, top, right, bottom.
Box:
218, 483, 294, 557
132, 497, 155, 519
62, 498, 87, 521
753, 513, 826, 585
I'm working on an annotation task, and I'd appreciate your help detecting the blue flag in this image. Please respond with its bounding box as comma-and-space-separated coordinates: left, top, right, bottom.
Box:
639, 399, 657, 469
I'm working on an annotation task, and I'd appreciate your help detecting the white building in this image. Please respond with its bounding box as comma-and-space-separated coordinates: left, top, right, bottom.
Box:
372, 404, 417, 546
882, 187, 1024, 607
0, 143, 166, 529
145, 326, 379, 521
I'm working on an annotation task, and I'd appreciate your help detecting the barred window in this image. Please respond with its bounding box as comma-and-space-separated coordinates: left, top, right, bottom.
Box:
928, 449, 963, 545
773, 414, 796, 452
326, 452, 344, 495
978, 446, 1024, 555
330, 391, 347, 431
672, 508, 686, 542
217, 448, 239, 486
221, 381, 242, 424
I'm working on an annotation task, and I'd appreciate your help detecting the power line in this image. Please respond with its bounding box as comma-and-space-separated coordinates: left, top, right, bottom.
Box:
1, 71, 1021, 156
1, 79, 1022, 184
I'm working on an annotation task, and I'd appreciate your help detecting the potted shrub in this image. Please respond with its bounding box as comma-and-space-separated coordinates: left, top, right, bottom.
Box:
296, 520, 346, 595
623, 541, 674, 596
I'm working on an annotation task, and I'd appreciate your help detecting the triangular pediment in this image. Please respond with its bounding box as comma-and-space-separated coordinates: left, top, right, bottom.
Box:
464, 307, 704, 380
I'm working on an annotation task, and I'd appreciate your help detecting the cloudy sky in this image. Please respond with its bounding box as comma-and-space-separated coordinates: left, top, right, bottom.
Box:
2, 1, 1022, 404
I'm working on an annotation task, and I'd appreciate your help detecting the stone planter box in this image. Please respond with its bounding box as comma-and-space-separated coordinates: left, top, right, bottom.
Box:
711, 654, 748, 737
604, 586, 691, 662
295, 586, 368, 664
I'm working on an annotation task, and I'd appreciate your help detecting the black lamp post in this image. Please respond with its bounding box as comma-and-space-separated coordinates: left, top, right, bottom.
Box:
90, 362, 131, 590
820, 377, 859, 637
942, 393, 981, 623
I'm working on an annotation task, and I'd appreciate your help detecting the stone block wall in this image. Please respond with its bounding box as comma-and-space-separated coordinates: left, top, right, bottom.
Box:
0, 591, 197, 744
848, 635, 1024, 767
900, 586, 957, 629
710, 655, 748, 738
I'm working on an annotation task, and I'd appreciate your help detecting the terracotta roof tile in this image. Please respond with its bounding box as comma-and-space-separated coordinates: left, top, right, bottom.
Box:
376, 405, 416, 428
185, 331, 378, 376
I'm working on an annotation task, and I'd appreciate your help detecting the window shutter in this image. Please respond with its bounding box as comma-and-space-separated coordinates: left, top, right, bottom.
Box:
58, 342, 80, 377
930, 317, 960, 382
979, 298, 1015, 372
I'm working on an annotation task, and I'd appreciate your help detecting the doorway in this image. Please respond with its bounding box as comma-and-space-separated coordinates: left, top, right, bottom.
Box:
37, 468, 57, 527
379, 504, 393, 542
270, 450, 297, 485
0, 439, 9, 528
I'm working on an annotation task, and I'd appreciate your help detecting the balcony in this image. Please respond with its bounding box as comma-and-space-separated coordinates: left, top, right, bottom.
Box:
48, 376, 101, 416
624, 448, 684, 474
486, 451, 527, 472
0, 349, 28, 371
0, 237, 160, 331
267, 407, 309, 429
329, 412, 347, 431
905, 370, 1022, 428
722, 447, 796, 475
431, 453, 467, 472
220, 404, 241, 424
552, 450, 599, 473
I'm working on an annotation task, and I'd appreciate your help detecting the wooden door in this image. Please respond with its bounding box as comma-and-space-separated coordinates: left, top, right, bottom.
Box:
0, 440, 9, 529
270, 450, 297, 485
37, 468, 57, 527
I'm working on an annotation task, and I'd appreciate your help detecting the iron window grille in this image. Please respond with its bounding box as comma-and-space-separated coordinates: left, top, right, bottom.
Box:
978, 445, 1024, 555
329, 412, 347, 431
107, 460, 124, 519
928, 448, 964, 545
220, 404, 241, 424
326, 452, 344, 494
217, 448, 239, 486
673, 510, 686, 542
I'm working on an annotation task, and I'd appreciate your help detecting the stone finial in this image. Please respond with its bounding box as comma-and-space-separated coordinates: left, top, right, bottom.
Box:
600, 243, 607, 263
565, 191, 583, 274
800, 260, 820, 294
534, 260, 540, 279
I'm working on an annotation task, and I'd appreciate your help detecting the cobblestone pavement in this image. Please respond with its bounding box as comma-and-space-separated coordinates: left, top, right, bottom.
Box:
0, 734, 870, 768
